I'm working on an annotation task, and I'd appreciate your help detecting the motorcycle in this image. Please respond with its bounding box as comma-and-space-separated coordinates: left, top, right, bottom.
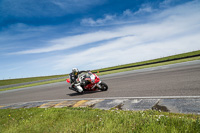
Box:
66, 72, 108, 94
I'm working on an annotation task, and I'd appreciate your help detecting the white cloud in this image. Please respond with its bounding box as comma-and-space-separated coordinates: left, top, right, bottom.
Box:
53, 32, 200, 71
7, 0, 200, 75
51, 1, 200, 71
81, 3, 154, 26
81, 14, 116, 26
134, 5, 153, 15
11, 0, 200, 56
10, 30, 125, 54
123, 9, 132, 16
159, 0, 173, 7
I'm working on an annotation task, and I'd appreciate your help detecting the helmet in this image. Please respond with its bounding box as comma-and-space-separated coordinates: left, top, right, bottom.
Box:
72, 68, 79, 75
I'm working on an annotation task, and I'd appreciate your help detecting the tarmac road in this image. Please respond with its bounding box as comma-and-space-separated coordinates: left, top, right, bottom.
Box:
0, 60, 200, 105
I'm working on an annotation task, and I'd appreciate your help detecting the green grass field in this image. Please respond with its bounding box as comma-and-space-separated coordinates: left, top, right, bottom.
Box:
0, 107, 199, 133
1, 50, 200, 133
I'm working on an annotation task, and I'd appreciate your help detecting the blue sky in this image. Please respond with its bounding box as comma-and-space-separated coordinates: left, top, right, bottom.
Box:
0, 0, 200, 79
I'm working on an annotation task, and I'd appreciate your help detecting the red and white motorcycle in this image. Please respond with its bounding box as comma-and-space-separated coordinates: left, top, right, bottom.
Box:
66, 72, 108, 94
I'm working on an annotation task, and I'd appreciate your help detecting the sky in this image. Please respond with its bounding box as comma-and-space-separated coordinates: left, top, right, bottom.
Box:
0, 0, 200, 80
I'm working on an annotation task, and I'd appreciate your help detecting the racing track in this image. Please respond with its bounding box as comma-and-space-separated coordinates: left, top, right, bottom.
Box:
0, 60, 200, 105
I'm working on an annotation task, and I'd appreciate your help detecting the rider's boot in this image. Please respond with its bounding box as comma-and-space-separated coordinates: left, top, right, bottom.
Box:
69, 86, 76, 91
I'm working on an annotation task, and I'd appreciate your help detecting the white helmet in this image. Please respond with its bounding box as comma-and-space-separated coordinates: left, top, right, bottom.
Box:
72, 68, 79, 75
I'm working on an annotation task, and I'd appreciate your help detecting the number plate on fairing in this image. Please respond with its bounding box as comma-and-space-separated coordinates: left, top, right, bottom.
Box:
90, 75, 95, 83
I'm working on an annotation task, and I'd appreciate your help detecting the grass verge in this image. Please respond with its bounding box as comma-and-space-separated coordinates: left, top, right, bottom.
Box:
0, 78, 66, 92
96, 55, 200, 76
93, 50, 200, 73
0, 107, 199, 133
0, 75, 68, 87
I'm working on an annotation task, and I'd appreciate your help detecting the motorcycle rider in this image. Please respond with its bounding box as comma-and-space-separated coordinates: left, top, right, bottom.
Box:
69, 68, 90, 91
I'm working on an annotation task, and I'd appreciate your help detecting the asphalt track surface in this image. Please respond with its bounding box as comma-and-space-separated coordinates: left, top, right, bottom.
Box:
1, 60, 200, 105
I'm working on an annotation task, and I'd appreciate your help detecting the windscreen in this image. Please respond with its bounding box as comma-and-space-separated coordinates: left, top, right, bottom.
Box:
85, 72, 92, 78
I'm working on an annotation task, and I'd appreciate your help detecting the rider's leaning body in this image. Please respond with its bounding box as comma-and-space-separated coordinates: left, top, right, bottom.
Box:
69, 68, 89, 85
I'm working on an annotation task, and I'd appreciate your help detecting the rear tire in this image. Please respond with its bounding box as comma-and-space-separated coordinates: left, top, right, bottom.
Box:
100, 82, 108, 91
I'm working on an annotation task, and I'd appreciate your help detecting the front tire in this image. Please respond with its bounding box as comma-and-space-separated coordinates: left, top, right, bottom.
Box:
100, 82, 108, 91
75, 86, 84, 94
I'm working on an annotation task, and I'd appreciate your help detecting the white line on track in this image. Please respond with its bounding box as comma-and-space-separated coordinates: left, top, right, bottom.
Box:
4, 96, 200, 106
39, 96, 200, 102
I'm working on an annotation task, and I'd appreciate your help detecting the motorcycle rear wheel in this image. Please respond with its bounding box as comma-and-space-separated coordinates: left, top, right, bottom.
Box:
100, 82, 108, 91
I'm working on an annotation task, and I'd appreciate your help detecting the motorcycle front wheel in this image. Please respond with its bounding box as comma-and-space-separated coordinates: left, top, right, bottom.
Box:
100, 82, 108, 91
75, 86, 84, 94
